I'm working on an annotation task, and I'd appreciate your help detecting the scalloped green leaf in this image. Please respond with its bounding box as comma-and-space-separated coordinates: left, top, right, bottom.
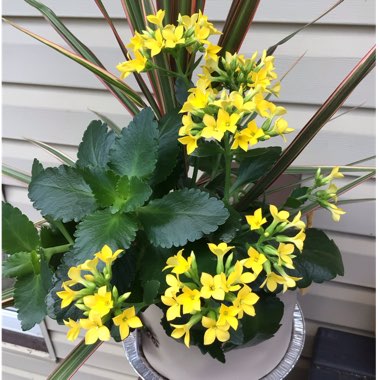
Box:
28, 165, 97, 222
3, 252, 34, 278
77, 120, 115, 169
2, 202, 40, 254
65, 210, 138, 266
14, 257, 52, 331
137, 189, 229, 248
109, 108, 159, 179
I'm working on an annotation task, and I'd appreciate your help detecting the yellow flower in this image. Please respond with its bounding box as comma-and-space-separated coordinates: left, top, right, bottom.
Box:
179, 114, 195, 136
57, 283, 77, 308
145, 29, 165, 57
95, 245, 123, 265
253, 93, 273, 117
243, 247, 267, 275
207, 242, 234, 258
116, 51, 148, 79
112, 306, 143, 340
246, 208, 267, 230
67, 266, 86, 286
270, 81, 281, 97
180, 88, 210, 113
202, 316, 230, 345
272, 118, 294, 141
127, 32, 145, 52
326, 203, 346, 222
162, 25, 185, 48
217, 304, 239, 330
288, 211, 306, 230
80, 313, 111, 345
163, 249, 192, 274
216, 109, 240, 134
269, 205, 289, 223
277, 243, 296, 269
194, 24, 211, 44
233, 285, 260, 318
177, 286, 201, 314
146, 9, 165, 27
164, 274, 182, 297
83, 286, 113, 317
171, 323, 192, 347
204, 43, 222, 62
79, 257, 99, 274
201, 114, 224, 141
231, 130, 251, 151
64, 318, 81, 341
161, 294, 181, 321
178, 134, 200, 154
230, 91, 255, 113
260, 272, 286, 292
200, 273, 225, 300
246, 120, 265, 145
326, 166, 344, 181
276, 229, 306, 252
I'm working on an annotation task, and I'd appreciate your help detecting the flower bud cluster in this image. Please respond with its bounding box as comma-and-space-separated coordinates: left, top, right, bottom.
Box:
161, 244, 260, 347
57, 245, 142, 344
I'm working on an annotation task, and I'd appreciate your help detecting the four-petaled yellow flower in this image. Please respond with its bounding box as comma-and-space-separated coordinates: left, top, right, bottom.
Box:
64, 318, 81, 341
277, 243, 296, 269
79, 257, 99, 273
112, 306, 143, 340
146, 9, 166, 27
161, 294, 181, 321
202, 316, 230, 345
246, 208, 267, 230
163, 249, 192, 274
145, 29, 165, 57
217, 304, 239, 330
164, 274, 182, 297
207, 242, 234, 258
117, 51, 148, 79
178, 134, 200, 154
200, 273, 225, 300
269, 205, 290, 223
162, 25, 185, 48
243, 247, 267, 275
233, 285, 260, 318
171, 323, 192, 347
326, 203, 346, 222
80, 313, 111, 344
177, 286, 201, 314
95, 245, 123, 264
205, 43, 222, 62
57, 283, 77, 308
260, 272, 286, 292
83, 286, 114, 317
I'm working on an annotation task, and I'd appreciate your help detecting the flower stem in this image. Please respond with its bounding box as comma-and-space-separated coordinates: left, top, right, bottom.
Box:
43, 243, 72, 262
223, 135, 232, 203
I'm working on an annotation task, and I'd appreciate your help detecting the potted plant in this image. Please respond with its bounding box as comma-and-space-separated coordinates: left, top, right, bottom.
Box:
2, 1, 375, 379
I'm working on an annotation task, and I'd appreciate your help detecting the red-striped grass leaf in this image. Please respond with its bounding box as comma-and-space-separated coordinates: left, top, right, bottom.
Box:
94, 0, 161, 117
266, 0, 344, 56
23, 0, 142, 115
236, 46, 376, 210
25, 138, 76, 166
218, 0, 261, 54
3, 18, 145, 113
285, 165, 375, 175
47, 339, 102, 380
2, 165, 31, 184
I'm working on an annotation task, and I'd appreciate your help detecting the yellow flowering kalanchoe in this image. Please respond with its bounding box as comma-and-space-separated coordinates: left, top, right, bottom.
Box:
57, 245, 143, 344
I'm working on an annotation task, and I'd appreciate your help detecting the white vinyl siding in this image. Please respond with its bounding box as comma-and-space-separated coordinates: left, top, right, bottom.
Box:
2, 0, 375, 378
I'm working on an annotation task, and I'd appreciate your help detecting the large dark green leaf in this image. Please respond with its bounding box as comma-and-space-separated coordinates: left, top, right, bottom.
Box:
231, 147, 282, 191
289, 228, 344, 288
224, 295, 284, 352
77, 121, 115, 169
2, 202, 40, 254
110, 108, 159, 179
3, 252, 34, 278
151, 109, 182, 185
137, 188, 229, 248
29, 165, 97, 222
14, 257, 52, 330
66, 210, 138, 266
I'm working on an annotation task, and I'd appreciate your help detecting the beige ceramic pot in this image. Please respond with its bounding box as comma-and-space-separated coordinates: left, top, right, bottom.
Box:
141, 291, 298, 380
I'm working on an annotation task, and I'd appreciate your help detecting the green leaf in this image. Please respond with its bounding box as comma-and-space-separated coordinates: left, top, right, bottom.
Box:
283, 187, 309, 208
224, 295, 284, 351
14, 257, 52, 330
29, 165, 97, 222
175, 78, 191, 105
31, 158, 44, 177
66, 210, 138, 266
289, 228, 344, 288
3, 252, 34, 278
231, 147, 282, 192
47, 339, 101, 380
110, 250, 137, 295
209, 206, 242, 243
114, 176, 152, 213
138, 188, 229, 248
143, 280, 161, 305
110, 108, 159, 179
151, 109, 182, 185
77, 120, 115, 169
191, 141, 224, 157
2, 203, 40, 254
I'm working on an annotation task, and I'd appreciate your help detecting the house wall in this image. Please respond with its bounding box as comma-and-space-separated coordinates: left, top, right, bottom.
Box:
2, 1, 375, 379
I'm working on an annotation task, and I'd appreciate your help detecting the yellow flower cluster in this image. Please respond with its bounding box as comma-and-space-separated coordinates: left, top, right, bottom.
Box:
244, 205, 306, 292
57, 245, 142, 344
117, 9, 221, 79
178, 51, 293, 154
161, 244, 259, 347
